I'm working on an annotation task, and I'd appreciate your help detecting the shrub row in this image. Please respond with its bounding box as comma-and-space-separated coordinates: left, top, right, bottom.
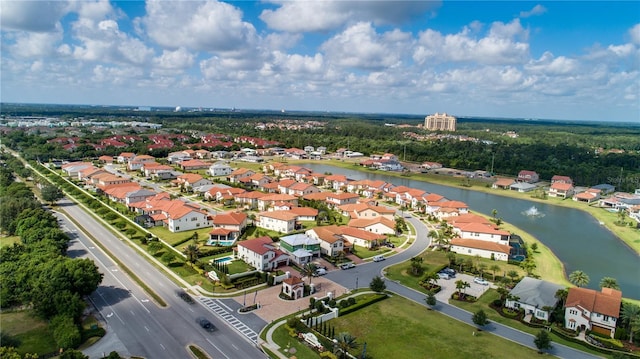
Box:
338, 294, 388, 316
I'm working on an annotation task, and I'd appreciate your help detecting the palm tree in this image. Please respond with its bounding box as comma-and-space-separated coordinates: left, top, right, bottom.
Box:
301, 262, 317, 285
507, 270, 519, 284
569, 270, 590, 287
621, 303, 640, 343
334, 332, 359, 359
455, 280, 470, 300
490, 264, 501, 281
423, 272, 439, 288
599, 277, 620, 290
555, 288, 569, 307
410, 256, 424, 276
183, 244, 200, 266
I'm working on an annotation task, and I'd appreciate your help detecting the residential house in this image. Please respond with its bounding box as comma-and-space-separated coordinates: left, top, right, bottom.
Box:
431, 200, 469, 219
282, 276, 305, 299
227, 168, 255, 183
117, 152, 135, 164
492, 178, 516, 190
277, 178, 297, 194
573, 188, 601, 203
236, 236, 289, 271
167, 151, 192, 163
590, 184, 615, 196
551, 175, 573, 184
279, 233, 321, 265
208, 162, 233, 176
207, 211, 248, 244
102, 183, 143, 203
78, 166, 107, 182
98, 155, 114, 164
338, 203, 395, 221
179, 159, 209, 171
235, 191, 266, 210
92, 173, 132, 190
158, 200, 212, 232
256, 210, 298, 233
290, 207, 318, 221
326, 192, 360, 207
549, 182, 575, 198
175, 173, 212, 190
348, 217, 396, 235
324, 174, 351, 191
505, 277, 564, 321
564, 287, 622, 338
258, 193, 298, 211
340, 226, 385, 249
517, 170, 540, 183
510, 182, 537, 193
420, 161, 443, 170
306, 225, 345, 257
453, 222, 511, 243
288, 182, 320, 197
449, 238, 511, 261
61, 162, 94, 177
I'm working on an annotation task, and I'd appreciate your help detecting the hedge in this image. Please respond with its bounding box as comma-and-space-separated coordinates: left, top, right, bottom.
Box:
338, 294, 388, 316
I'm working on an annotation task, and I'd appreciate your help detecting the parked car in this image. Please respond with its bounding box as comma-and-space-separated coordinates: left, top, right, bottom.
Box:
372, 255, 385, 262
340, 262, 356, 270
437, 272, 450, 280
442, 268, 456, 277
384, 242, 396, 248
313, 268, 327, 276
473, 277, 489, 286
196, 317, 216, 332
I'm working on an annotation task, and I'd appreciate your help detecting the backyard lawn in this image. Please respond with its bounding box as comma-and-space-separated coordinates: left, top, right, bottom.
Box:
148, 226, 213, 247
327, 295, 545, 359
0, 235, 20, 248
1, 311, 58, 356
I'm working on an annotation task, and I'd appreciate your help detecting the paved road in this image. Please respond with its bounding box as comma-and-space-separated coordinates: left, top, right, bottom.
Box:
327, 213, 602, 359
56, 199, 266, 359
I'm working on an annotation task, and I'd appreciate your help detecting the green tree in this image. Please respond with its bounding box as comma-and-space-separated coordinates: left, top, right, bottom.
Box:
59, 350, 90, 359
555, 288, 569, 307
507, 270, 519, 284
183, 244, 200, 265
569, 270, 590, 287
334, 332, 359, 359
409, 256, 423, 276
533, 330, 552, 353
161, 251, 177, 264
301, 262, 317, 286
472, 309, 489, 329
530, 242, 538, 252
599, 277, 620, 290
369, 276, 386, 293
425, 291, 437, 309
41, 184, 64, 204
51, 315, 82, 349
147, 241, 164, 255
455, 280, 470, 300
423, 271, 439, 287
489, 264, 501, 281
621, 303, 640, 343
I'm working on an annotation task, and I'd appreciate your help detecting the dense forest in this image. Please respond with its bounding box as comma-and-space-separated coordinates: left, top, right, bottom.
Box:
2, 104, 639, 192
0, 152, 103, 352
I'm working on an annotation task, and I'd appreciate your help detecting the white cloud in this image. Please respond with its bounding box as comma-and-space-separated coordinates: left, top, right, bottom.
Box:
519, 4, 547, 18
321, 22, 411, 70
9, 25, 64, 57
153, 48, 195, 71
272, 52, 324, 75
141, 0, 258, 53
630, 24, 640, 45
0, 1, 70, 32
260, 0, 440, 32
526, 52, 578, 75
414, 19, 529, 65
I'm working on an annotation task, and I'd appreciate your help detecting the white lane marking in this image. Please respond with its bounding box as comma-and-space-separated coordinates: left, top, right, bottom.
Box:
106, 312, 113, 318
141, 299, 149, 303
206, 339, 231, 359
232, 344, 239, 350
145, 326, 150, 332
160, 344, 165, 350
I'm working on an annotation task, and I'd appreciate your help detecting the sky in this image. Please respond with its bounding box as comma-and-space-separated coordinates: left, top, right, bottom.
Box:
1, 1, 639, 123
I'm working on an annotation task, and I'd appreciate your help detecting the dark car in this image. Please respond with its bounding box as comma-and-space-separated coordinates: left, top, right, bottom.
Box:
196, 317, 216, 332
176, 289, 195, 304
385, 242, 395, 248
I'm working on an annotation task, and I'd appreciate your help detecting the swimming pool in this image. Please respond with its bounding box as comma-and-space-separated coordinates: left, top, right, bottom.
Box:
212, 256, 234, 265
209, 239, 236, 246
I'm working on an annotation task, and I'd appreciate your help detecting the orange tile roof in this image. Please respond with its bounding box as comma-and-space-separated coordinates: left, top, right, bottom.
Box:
302, 192, 330, 201
451, 238, 511, 254
213, 211, 247, 225
340, 226, 385, 241
289, 207, 318, 217
238, 236, 274, 255
348, 217, 395, 230
258, 210, 298, 221
311, 225, 343, 244
457, 222, 510, 236
551, 182, 573, 191
566, 287, 622, 318
494, 178, 515, 187
260, 193, 297, 201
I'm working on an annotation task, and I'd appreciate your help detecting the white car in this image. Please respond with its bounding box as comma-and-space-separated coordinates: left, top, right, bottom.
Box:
473, 277, 489, 286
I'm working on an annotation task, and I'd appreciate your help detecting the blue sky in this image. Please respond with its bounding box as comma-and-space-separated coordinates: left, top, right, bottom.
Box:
1, 1, 638, 122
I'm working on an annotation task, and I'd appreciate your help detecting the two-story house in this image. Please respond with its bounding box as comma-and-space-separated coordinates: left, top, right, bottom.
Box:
306, 226, 345, 257
279, 233, 321, 265
208, 162, 233, 176
564, 287, 622, 338
256, 210, 298, 233
518, 170, 540, 183
208, 211, 248, 245
236, 236, 289, 271
549, 182, 575, 198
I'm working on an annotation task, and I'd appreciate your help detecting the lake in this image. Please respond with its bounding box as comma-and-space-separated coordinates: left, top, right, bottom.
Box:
304, 163, 640, 299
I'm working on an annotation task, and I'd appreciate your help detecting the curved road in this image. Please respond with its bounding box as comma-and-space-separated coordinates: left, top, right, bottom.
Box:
325, 213, 601, 359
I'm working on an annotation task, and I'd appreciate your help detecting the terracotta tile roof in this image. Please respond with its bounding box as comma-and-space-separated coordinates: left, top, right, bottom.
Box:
566, 287, 622, 318
340, 226, 385, 241
180, 159, 207, 168
437, 200, 468, 209
445, 213, 491, 225
209, 228, 233, 235
494, 178, 516, 187
328, 192, 360, 200
283, 276, 304, 286
238, 236, 274, 255
290, 207, 318, 217
178, 173, 204, 183
258, 210, 298, 221
457, 222, 510, 236
260, 193, 297, 201
451, 238, 511, 254
423, 193, 446, 202
302, 192, 330, 201
213, 211, 247, 225
348, 217, 395, 230
310, 225, 343, 244
551, 182, 574, 191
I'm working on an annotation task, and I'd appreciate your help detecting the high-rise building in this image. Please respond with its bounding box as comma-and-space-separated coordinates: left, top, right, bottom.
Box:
424, 113, 456, 131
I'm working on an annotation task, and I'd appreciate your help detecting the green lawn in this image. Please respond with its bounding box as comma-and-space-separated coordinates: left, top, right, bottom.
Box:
351, 244, 386, 259
148, 226, 213, 246
0, 235, 21, 248
325, 295, 545, 359
0, 311, 58, 356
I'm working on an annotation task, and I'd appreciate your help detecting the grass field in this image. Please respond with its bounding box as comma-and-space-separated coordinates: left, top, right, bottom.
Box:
0, 235, 21, 248
326, 295, 546, 359
0, 311, 58, 356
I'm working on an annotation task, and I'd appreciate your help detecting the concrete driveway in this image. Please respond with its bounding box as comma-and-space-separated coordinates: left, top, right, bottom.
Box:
434, 273, 495, 302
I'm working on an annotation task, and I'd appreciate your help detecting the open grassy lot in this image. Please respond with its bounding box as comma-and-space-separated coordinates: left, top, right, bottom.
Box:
0, 234, 21, 248
148, 226, 213, 247
0, 311, 57, 356
327, 295, 545, 359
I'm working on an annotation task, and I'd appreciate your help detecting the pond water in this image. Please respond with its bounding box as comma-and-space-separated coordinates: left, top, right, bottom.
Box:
305, 163, 640, 299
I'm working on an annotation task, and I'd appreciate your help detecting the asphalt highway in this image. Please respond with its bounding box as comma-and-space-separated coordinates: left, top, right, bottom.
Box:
57, 198, 266, 359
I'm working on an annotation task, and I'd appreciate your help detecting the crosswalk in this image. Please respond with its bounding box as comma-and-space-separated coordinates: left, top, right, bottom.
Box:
198, 297, 259, 344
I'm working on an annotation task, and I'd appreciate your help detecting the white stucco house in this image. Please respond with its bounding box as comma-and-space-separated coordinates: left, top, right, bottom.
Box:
505, 277, 564, 321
